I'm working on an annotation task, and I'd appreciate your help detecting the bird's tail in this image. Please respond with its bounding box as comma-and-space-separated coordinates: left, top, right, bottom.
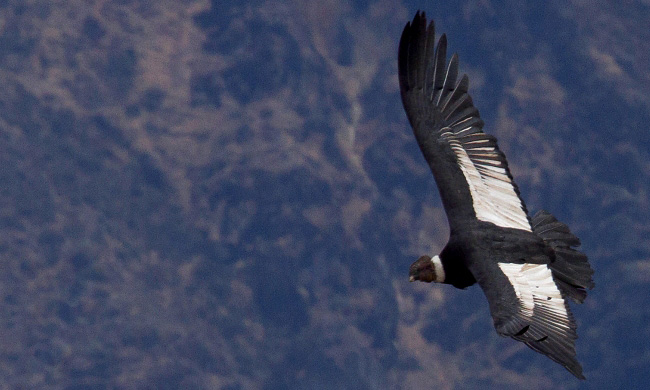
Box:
531, 210, 595, 303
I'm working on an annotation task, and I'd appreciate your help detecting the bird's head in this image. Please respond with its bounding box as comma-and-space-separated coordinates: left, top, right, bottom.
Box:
409, 255, 444, 283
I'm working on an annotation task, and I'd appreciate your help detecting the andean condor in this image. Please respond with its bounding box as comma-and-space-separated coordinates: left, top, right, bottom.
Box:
399, 11, 595, 379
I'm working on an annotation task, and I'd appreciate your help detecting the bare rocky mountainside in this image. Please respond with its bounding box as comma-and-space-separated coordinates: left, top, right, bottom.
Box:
0, 1, 649, 389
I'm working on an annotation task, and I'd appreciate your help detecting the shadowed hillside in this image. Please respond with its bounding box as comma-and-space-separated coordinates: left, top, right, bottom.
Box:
0, 1, 648, 389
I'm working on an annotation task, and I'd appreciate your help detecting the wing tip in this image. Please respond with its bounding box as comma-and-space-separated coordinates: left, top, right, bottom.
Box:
399, 10, 435, 90
525, 339, 586, 379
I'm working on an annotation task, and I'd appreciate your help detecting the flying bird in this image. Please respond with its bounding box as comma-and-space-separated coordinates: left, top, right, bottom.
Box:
399, 11, 595, 379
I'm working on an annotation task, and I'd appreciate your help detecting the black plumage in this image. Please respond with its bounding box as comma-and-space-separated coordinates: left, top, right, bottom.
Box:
400, 11, 594, 379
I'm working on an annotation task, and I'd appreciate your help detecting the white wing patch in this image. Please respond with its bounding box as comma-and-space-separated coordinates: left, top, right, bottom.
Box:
498, 263, 570, 329
443, 130, 531, 231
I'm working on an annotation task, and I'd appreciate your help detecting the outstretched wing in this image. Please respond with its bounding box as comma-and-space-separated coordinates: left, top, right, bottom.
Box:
398, 11, 531, 232
494, 262, 584, 379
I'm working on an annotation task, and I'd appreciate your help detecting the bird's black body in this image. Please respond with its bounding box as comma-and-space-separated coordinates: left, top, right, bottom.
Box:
399, 11, 595, 379
441, 220, 552, 287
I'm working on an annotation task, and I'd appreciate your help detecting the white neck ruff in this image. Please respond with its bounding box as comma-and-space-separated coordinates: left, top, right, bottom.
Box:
431, 255, 446, 283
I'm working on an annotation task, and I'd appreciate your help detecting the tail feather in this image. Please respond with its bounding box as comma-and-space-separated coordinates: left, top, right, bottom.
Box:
531, 210, 595, 303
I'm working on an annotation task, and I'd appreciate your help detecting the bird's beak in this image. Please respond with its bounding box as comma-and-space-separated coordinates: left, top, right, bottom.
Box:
409, 275, 415, 282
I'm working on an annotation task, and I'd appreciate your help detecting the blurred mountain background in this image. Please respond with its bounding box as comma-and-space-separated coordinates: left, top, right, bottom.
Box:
1, 0, 649, 389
